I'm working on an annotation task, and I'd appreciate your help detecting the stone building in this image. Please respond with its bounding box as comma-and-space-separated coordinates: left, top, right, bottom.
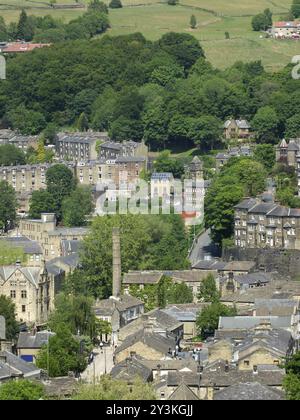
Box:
223, 119, 252, 140
98, 140, 148, 162
185, 156, 203, 181
18, 213, 89, 260
0, 350, 41, 382
0, 236, 43, 267
213, 382, 284, 400
234, 196, 300, 250
118, 309, 183, 343
123, 270, 218, 303
161, 359, 285, 400
114, 328, 178, 364
17, 331, 55, 363
0, 262, 63, 324
56, 131, 109, 161
276, 138, 300, 167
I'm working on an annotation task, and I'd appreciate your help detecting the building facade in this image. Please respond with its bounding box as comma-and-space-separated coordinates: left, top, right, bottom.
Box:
0, 262, 62, 324
56, 132, 109, 161
18, 213, 89, 260
234, 197, 300, 250
224, 119, 252, 139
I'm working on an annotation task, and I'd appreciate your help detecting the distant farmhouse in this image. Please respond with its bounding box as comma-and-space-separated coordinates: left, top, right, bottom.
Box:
270, 21, 300, 39
0, 42, 51, 53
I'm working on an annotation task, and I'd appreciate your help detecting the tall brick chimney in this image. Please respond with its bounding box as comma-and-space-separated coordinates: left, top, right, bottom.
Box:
112, 227, 121, 299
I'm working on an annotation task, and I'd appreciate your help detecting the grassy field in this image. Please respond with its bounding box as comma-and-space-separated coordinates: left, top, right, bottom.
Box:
1, 0, 299, 71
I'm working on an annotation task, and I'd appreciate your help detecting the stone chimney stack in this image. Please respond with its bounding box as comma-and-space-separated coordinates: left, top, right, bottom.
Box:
112, 227, 121, 299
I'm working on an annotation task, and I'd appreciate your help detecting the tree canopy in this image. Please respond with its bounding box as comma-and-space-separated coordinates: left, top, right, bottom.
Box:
0, 144, 26, 166
0, 295, 19, 340
0, 380, 45, 400
73, 376, 156, 400
205, 157, 267, 245
0, 181, 18, 232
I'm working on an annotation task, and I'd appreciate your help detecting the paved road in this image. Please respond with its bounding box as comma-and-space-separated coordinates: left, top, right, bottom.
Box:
189, 229, 220, 266
81, 346, 114, 383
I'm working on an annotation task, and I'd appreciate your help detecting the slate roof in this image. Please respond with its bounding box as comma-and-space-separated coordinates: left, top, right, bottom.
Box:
267, 206, 289, 217
123, 272, 164, 285
162, 304, 209, 322
221, 281, 300, 304
218, 316, 292, 330
213, 382, 284, 400
216, 153, 229, 160
0, 237, 42, 255
234, 272, 272, 286
0, 351, 41, 379
46, 253, 80, 273
61, 240, 83, 256
116, 157, 146, 163
167, 359, 285, 388
0, 316, 5, 340
111, 357, 153, 382
223, 261, 256, 272
287, 141, 299, 151
169, 383, 199, 400
118, 309, 182, 342
48, 227, 89, 237
17, 331, 55, 349
248, 203, 277, 214
236, 119, 251, 129
234, 198, 257, 210
255, 299, 297, 316
115, 330, 177, 356
94, 295, 144, 317
0, 266, 41, 288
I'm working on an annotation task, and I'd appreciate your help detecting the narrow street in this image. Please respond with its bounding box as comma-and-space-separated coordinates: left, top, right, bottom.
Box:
189, 229, 220, 266
81, 346, 114, 384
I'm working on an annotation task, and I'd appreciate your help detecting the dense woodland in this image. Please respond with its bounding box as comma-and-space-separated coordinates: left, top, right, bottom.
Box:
0, 25, 299, 150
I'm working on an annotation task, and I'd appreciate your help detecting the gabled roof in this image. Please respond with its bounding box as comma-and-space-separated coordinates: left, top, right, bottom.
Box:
111, 357, 152, 382
0, 266, 41, 288
248, 203, 278, 215
234, 198, 257, 210
123, 272, 164, 285
0, 237, 42, 255
288, 141, 299, 151
213, 382, 284, 400
169, 383, 199, 400
118, 309, 182, 342
223, 261, 255, 272
236, 119, 251, 129
17, 331, 55, 349
279, 138, 288, 148
255, 299, 297, 316
218, 316, 292, 330
234, 272, 271, 286
0, 351, 41, 378
115, 330, 177, 356
94, 295, 144, 317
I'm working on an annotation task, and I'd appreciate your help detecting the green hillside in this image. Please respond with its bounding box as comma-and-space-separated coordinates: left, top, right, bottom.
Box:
1, 0, 298, 71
